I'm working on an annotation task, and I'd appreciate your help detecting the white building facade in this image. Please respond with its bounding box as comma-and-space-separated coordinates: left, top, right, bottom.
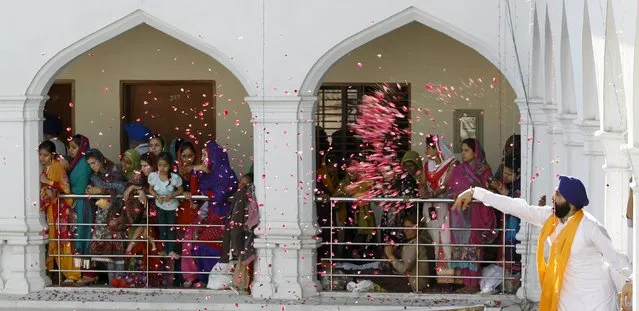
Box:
0, 0, 636, 309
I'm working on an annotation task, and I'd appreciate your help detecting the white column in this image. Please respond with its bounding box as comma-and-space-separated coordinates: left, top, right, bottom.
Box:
542, 104, 565, 185
577, 120, 606, 223
247, 96, 321, 300
629, 151, 638, 310
595, 130, 631, 253
514, 98, 544, 302
0, 96, 49, 294
558, 114, 585, 179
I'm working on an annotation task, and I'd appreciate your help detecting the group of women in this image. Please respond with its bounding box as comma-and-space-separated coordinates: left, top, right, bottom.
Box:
316, 134, 521, 294
39, 133, 252, 288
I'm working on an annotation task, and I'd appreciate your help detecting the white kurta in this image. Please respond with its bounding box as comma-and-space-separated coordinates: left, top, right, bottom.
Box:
473, 187, 632, 311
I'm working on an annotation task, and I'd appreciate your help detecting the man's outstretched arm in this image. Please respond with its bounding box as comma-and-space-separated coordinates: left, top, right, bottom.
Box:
454, 187, 553, 228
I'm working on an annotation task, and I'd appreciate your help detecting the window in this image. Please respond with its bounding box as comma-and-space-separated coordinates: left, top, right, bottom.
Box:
453, 109, 484, 152
316, 83, 411, 159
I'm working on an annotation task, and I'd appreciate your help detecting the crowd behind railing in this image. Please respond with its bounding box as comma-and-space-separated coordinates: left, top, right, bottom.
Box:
314, 128, 523, 294
40, 115, 523, 294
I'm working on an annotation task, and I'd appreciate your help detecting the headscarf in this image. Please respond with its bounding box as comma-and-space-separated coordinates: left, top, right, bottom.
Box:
121, 149, 141, 181
199, 141, 238, 216
69, 135, 90, 171
86, 149, 118, 181
427, 135, 456, 174
169, 138, 184, 161
401, 151, 423, 178
460, 138, 489, 184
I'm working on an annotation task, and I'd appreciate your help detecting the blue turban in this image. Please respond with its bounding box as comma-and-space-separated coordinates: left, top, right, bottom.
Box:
557, 175, 589, 207
43, 112, 63, 135
123, 122, 151, 142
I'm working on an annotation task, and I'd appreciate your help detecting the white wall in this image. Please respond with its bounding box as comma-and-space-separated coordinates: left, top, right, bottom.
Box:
324, 22, 519, 170
56, 25, 252, 172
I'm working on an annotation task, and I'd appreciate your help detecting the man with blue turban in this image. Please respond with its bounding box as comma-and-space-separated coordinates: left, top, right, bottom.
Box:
123, 122, 151, 155
454, 175, 632, 310
43, 112, 67, 157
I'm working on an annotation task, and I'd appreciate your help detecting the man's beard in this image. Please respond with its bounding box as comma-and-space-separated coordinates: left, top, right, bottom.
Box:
554, 201, 571, 218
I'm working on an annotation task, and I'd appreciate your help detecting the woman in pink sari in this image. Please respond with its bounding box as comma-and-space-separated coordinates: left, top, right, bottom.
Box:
447, 138, 496, 293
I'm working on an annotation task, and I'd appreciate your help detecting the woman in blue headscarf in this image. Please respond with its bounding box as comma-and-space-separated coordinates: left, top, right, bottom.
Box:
189, 141, 237, 285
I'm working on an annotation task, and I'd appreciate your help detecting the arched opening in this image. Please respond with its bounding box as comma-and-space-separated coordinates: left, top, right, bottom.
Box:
30, 11, 254, 288
307, 10, 522, 295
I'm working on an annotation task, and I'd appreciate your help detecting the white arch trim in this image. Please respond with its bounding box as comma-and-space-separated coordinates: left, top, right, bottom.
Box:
27, 9, 255, 96
300, 6, 525, 98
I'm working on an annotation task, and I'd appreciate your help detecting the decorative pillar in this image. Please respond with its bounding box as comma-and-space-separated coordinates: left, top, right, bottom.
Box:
577, 120, 606, 223
558, 114, 585, 179
514, 98, 544, 301
542, 104, 565, 185
595, 130, 631, 253
247, 96, 321, 300
0, 95, 49, 294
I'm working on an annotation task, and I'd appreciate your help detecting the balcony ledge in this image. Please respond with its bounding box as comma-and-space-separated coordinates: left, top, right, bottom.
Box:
0, 287, 527, 311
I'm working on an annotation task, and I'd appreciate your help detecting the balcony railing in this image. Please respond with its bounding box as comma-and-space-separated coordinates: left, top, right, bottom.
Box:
317, 197, 520, 294
45, 194, 521, 294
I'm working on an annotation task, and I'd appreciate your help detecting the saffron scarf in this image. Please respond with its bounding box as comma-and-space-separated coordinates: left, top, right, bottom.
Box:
536, 210, 584, 311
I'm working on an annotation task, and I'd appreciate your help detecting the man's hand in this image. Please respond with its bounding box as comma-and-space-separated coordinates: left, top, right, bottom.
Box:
621, 280, 632, 311
453, 188, 474, 210
538, 195, 547, 206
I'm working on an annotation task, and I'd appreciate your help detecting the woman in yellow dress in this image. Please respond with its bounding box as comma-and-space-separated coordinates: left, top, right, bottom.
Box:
39, 141, 81, 285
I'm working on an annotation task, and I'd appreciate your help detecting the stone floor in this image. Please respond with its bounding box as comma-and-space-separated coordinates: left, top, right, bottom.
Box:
0, 288, 533, 311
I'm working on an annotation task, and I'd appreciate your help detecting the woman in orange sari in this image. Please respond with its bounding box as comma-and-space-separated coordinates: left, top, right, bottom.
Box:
39, 141, 81, 285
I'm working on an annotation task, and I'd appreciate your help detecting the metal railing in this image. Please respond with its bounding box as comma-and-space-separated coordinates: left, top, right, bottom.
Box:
44, 194, 521, 294
47, 194, 225, 288
317, 197, 521, 294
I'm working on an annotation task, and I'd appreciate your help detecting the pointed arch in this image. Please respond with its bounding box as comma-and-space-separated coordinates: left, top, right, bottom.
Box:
26, 9, 254, 96
601, 0, 627, 132
560, 3, 577, 114
300, 6, 524, 98
544, 9, 556, 104
582, 2, 599, 121
530, 8, 544, 99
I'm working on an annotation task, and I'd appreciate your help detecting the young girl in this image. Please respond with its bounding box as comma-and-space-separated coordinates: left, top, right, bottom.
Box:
39, 141, 81, 285
148, 152, 183, 259
148, 135, 167, 157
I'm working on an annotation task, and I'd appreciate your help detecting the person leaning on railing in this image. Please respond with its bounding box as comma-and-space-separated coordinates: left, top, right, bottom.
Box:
380, 211, 436, 292
454, 175, 632, 311
39, 141, 81, 286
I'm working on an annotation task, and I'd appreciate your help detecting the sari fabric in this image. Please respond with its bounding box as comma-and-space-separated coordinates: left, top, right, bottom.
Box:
41, 159, 81, 280
67, 135, 92, 255
177, 140, 201, 227
86, 149, 127, 263
447, 139, 496, 287
191, 141, 237, 282
423, 136, 456, 276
